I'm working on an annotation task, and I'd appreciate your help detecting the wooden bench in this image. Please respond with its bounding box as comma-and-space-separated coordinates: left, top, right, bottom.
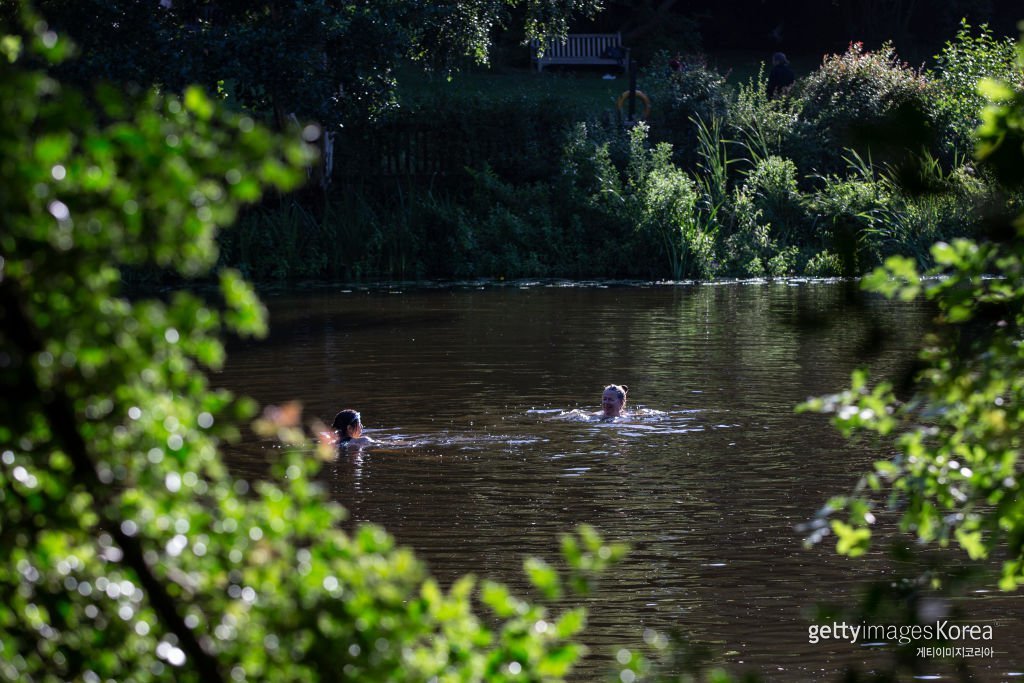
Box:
531, 33, 629, 73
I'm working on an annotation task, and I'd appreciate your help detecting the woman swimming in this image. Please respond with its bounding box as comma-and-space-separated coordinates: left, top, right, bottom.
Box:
332, 409, 375, 448
599, 384, 629, 419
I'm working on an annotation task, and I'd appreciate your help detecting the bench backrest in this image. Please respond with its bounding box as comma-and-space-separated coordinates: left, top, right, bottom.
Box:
532, 33, 622, 60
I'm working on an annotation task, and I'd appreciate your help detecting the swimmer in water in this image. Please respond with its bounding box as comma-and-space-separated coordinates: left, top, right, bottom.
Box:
332, 409, 375, 448
599, 384, 629, 419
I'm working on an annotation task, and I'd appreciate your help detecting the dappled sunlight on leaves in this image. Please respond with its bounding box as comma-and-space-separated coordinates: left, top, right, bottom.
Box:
801, 33, 1024, 593
0, 11, 637, 682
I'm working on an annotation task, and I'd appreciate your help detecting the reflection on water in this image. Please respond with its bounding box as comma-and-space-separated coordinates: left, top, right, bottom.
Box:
216, 281, 1024, 681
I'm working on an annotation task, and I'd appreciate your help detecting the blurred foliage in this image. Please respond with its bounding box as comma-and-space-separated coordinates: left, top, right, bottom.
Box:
0, 12, 632, 681
800, 30, 1024, 591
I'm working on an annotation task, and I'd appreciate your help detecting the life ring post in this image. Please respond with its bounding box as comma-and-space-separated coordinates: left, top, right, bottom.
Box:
615, 89, 651, 122
629, 66, 638, 119
615, 57, 650, 123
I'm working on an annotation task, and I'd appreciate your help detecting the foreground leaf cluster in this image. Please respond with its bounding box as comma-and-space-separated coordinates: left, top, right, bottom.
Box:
802, 32, 1024, 590
0, 15, 622, 682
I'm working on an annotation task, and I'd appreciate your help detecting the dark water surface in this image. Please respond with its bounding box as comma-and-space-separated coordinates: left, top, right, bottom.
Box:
217, 281, 1023, 681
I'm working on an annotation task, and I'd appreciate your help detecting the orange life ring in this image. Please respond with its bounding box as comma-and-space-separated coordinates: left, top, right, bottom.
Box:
616, 90, 651, 119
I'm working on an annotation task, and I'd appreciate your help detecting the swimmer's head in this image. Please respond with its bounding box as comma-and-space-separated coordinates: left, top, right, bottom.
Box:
332, 409, 362, 441
772, 51, 788, 66
601, 384, 629, 417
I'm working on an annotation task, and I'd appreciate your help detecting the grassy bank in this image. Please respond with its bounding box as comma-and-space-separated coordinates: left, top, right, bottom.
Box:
218, 27, 1023, 283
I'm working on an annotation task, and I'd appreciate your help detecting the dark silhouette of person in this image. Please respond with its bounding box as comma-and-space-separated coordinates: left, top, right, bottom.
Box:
767, 52, 795, 98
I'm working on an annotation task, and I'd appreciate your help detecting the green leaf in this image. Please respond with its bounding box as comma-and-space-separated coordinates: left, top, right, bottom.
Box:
931, 241, 956, 265
480, 581, 518, 618
524, 557, 562, 600
34, 133, 73, 165
538, 644, 582, 676
832, 520, 871, 557
554, 608, 587, 638
955, 528, 988, 560
978, 77, 1015, 101
1, 35, 22, 62
184, 86, 214, 120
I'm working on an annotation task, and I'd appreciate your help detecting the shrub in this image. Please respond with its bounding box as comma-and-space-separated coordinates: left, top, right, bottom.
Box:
641, 52, 729, 164
804, 250, 844, 276
807, 159, 894, 273
795, 42, 932, 174
718, 156, 809, 277
930, 20, 1022, 160
722, 188, 772, 276
220, 202, 328, 281
859, 176, 989, 268
728, 63, 817, 173
741, 155, 807, 243
625, 124, 718, 279
415, 122, 672, 280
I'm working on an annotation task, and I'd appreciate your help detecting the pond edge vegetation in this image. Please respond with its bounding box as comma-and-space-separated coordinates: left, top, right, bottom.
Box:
6, 3, 1024, 681
212, 21, 1024, 285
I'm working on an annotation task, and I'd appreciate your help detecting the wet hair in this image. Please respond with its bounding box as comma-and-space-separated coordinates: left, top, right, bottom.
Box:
603, 384, 629, 401
331, 409, 361, 442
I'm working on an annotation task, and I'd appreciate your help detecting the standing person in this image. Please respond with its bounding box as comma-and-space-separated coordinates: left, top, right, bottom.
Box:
599, 384, 629, 419
767, 51, 795, 98
332, 409, 375, 448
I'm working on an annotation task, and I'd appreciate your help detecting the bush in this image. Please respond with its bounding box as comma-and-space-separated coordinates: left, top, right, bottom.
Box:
930, 20, 1022, 160
804, 250, 844, 276
415, 122, 675, 279
722, 188, 773, 276
624, 125, 713, 279
220, 202, 328, 281
807, 160, 893, 273
728, 63, 818, 174
641, 52, 729, 164
795, 42, 932, 174
858, 163, 990, 268
719, 155, 809, 277
740, 155, 808, 243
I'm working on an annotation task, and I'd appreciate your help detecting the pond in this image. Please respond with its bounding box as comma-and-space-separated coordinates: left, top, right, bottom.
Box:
217, 281, 1023, 681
